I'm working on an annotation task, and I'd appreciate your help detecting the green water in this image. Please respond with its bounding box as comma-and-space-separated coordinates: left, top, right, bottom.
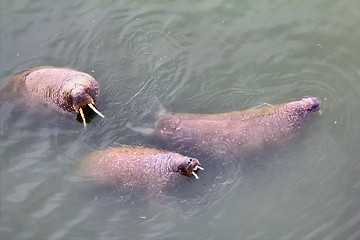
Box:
1, 0, 360, 239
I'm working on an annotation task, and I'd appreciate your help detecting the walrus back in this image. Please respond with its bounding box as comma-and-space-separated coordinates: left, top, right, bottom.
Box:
78, 147, 201, 191
152, 98, 321, 159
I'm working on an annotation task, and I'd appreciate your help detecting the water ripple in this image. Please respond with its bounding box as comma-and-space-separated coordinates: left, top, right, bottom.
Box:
1, 1, 360, 240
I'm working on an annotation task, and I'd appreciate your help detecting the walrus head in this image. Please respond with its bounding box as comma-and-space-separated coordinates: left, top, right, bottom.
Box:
177, 157, 203, 179
301, 97, 321, 113
288, 97, 321, 117
70, 85, 104, 127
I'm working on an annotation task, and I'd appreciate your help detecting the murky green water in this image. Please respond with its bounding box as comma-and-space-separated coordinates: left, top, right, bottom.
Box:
1, 0, 360, 239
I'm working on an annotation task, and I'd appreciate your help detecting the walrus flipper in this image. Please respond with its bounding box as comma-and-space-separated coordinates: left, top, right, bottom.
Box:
126, 122, 155, 135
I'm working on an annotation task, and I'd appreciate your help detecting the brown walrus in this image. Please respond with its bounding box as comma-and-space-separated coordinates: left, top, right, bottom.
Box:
78, 146, 203, 191
145, 97, 321, 159
5, 66, 104, 127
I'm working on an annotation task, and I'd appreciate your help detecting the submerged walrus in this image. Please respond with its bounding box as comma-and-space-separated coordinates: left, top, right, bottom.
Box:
5, 66, 104, 126
146, 97, 321, 159
78, 146, 203, 191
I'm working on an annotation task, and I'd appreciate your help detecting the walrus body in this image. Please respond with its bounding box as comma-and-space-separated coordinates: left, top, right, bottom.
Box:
151, 97, 321, 159
79, 147, 202, 191
5, 66, 104, 126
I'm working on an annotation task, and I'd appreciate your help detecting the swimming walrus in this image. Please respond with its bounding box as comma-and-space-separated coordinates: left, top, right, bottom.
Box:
145, 97, 321, 159
5, 66, 104, 126
78, 146, 203, 191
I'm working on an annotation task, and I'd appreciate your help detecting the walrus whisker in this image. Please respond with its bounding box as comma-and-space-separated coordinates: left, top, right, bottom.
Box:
79, 107, 87, 127
191, 172, 199, 179
88, 103, 105, 118
197, 166, 204, 171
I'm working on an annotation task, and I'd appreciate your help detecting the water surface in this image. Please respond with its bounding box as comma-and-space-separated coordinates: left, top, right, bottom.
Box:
1, 0, 360, 239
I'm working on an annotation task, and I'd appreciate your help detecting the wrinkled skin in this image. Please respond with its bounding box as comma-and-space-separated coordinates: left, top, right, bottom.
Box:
79, 147, 202, 190
5, 66, 102, 125
151, 97, 321, 159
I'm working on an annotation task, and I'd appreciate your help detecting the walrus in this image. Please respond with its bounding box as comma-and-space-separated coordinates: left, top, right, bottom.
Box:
4, 66, 104, 127
78, 146, 203, 191
134, 97, 321, 159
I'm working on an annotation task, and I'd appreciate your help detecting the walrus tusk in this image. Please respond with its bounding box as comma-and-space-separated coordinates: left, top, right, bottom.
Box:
191, 172, 199, 179
79, 107, 87, 127
197, 166, 204, 171
88, 103, 105, 118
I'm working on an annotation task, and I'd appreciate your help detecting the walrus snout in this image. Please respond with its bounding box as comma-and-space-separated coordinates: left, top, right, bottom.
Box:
301, 97, 321, 112
178, 157, 203, 179
71, 87, 94, 112
71, 86, 104, 127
